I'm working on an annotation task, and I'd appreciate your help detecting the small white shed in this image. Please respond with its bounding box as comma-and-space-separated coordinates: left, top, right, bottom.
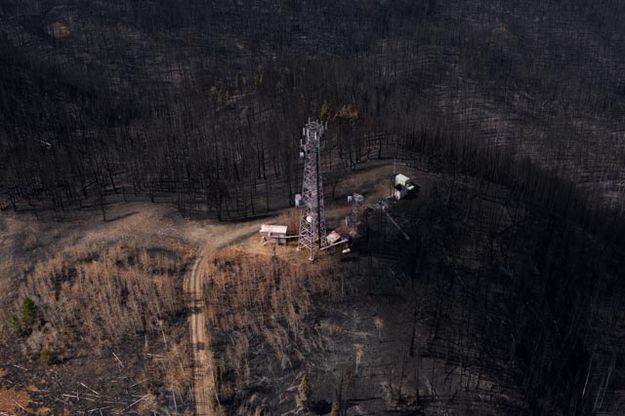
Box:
259, 224, 288, 244
395, 174, 416, 191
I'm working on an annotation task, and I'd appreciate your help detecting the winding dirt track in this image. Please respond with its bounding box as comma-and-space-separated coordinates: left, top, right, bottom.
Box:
185, 248, 212, 415
184, 222, 265, 415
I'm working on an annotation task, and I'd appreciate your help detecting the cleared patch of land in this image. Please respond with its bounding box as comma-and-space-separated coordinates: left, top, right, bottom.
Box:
0, 201, 261, 414
0, 162, 418, 413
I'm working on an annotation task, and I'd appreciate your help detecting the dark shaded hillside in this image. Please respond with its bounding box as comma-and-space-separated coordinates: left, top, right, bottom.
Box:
386, 173, 625, 416
1, 0, 625, 217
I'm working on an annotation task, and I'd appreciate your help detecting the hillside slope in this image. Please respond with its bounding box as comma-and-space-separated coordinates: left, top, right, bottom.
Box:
1, 0, 625, 215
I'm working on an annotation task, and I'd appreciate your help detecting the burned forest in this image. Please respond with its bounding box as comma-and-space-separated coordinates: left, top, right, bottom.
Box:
1, 1, 625, 415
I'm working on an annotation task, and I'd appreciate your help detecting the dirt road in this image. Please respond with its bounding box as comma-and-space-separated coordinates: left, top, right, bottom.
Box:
184, 221, 266, 416
185, 248, 212, 415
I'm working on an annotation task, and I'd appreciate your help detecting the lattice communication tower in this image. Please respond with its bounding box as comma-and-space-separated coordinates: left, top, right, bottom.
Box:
297, 119, 328, 261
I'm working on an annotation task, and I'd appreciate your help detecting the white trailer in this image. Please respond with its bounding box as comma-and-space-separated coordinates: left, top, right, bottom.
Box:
394, 174, 416, 191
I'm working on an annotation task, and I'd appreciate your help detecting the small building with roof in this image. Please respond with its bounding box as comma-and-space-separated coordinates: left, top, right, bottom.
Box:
259, 224, 288, 244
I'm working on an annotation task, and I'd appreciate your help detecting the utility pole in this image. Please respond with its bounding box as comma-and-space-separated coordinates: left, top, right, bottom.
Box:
297, 119, 328, 261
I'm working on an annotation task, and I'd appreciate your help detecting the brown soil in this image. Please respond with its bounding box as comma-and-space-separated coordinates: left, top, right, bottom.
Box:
0, 388, 31, 414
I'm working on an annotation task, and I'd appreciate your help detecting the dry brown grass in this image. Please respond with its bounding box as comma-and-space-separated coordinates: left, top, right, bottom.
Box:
0, 387, 31, 414
273, 208, 301, 235
162, 342, 194, 398
200, 247, 342, 413
14, 239, 193, 357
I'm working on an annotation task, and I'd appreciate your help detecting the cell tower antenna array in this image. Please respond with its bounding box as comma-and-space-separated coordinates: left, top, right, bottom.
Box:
297, 119, 328, 261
